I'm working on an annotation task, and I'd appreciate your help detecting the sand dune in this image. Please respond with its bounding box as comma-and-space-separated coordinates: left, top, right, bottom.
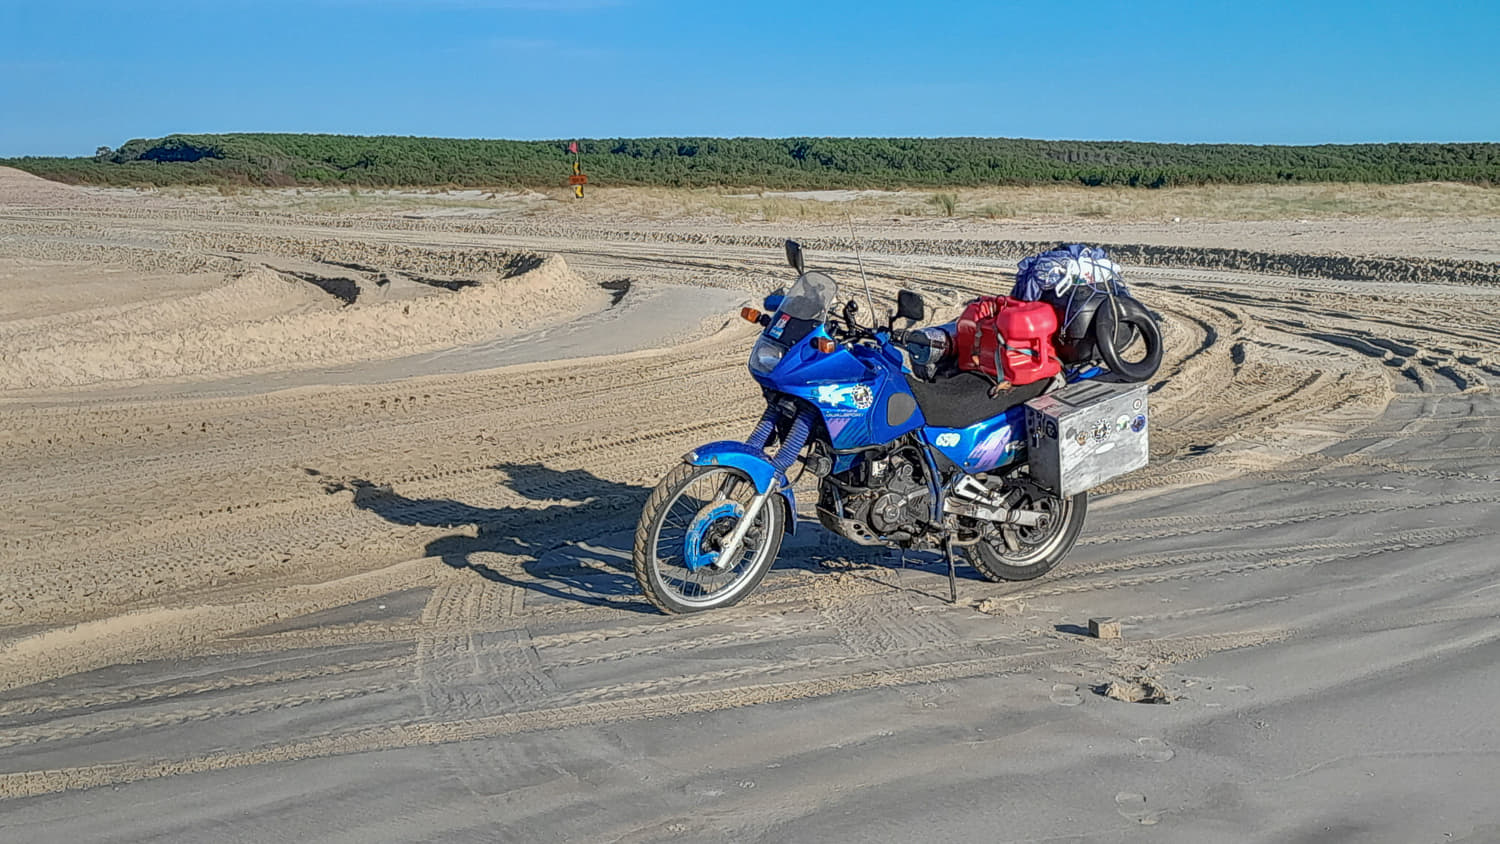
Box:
0, 166, 92, 206
0, 254, 596, 389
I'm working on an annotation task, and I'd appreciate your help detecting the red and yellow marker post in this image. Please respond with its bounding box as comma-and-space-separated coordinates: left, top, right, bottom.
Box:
567, 141, 587, 198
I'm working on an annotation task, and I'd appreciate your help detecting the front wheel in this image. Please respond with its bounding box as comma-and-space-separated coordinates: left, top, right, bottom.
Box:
966, 487, 1088, 582
633, 463, 785, 614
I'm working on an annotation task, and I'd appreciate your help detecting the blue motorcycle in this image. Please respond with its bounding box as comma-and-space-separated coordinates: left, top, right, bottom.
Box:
633, 241, 1100, 614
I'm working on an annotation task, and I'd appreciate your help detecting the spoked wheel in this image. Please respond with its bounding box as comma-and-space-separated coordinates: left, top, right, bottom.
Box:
966, 483, 1088, 582
633, 463, 785, 614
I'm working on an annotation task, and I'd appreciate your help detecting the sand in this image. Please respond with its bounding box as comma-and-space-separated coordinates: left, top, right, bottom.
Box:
1, 168, 1498, 842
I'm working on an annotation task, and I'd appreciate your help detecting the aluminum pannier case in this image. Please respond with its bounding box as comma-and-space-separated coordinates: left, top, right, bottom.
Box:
1024, 380, 1150, 497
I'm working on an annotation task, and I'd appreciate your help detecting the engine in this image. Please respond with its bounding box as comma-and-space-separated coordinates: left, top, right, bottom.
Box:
816, 445, 932, 545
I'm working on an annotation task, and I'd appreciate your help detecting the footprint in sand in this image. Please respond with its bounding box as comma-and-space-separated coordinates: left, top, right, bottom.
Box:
1136, 737, 1175, 762
1115, 792, 1162, 825
1050, 683, 1083, 706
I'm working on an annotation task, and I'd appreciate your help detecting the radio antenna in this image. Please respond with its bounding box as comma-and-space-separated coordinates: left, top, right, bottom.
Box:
846, 211, 876, 319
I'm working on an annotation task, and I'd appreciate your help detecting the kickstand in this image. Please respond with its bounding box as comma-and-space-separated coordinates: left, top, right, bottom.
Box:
941, 535, 958, 604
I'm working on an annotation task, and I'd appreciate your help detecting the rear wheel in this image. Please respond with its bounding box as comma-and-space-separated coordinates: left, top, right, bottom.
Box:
966, 486, 1087, 581
633, 463, 785, 614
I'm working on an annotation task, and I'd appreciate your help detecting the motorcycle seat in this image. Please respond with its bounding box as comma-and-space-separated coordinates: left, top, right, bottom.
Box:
904, 371, 1051, 429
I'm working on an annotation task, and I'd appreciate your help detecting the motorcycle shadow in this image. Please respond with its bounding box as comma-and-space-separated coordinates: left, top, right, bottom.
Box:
331, 463, 899, 614
334, 463, 660, 614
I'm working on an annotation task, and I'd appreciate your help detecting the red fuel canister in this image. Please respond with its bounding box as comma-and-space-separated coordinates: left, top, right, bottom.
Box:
956, 296, 1061, 385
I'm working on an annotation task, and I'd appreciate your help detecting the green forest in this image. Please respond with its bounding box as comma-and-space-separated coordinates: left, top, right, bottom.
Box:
5, 134, 1498, 189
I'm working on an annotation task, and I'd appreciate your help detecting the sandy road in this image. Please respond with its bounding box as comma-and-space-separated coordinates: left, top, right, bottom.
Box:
1, 185, 1499, 840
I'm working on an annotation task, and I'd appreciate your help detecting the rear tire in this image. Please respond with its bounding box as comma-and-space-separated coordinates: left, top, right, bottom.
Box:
1094, 297, 1163, 382
633, 463, 785, 614
966, 489, 1087, 582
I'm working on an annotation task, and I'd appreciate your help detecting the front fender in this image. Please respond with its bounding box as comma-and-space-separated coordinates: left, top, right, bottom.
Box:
684, 441, 798, 534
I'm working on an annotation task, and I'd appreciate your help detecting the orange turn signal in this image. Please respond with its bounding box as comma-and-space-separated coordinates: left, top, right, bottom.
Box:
740, 307, 762, 324
814, 337, 836, 354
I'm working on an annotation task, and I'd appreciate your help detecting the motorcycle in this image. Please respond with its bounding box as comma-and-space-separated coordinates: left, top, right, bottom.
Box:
632, 240, 1120, 614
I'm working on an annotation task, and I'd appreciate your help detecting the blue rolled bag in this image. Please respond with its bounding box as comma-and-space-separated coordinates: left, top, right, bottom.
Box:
1010, 244, 1163, 381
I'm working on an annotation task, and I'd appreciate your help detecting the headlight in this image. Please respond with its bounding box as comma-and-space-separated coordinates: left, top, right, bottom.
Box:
749, 337, 786, 373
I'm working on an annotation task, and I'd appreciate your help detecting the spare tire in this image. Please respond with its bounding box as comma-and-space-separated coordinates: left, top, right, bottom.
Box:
1093, 296, 1162, 382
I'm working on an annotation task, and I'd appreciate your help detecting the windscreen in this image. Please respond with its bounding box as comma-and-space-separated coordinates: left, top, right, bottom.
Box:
776, 271, 838, 321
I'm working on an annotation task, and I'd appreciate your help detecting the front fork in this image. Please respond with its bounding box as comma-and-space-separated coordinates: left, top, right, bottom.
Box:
712, 405, 813, 567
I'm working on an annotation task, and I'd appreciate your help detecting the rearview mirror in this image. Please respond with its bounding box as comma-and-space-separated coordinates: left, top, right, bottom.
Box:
784, 240, 805, 274
896, 289, 925, 323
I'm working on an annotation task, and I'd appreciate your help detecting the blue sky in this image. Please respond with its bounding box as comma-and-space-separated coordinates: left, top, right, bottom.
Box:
2, 0, 1497, 157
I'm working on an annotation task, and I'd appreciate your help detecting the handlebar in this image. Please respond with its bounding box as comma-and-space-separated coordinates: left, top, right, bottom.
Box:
829, 318, 875, 344
833, 299, 902, 346
840, 299, 918, 349
829, 320, 919, 357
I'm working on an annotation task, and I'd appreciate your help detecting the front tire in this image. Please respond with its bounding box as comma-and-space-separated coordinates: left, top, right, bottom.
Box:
966, 488, 1088, 582
633, 463, 785, 614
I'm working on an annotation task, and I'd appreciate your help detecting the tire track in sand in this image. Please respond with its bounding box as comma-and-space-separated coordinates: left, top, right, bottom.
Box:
0, 649, 1055, 800
0, 624, 1286, 801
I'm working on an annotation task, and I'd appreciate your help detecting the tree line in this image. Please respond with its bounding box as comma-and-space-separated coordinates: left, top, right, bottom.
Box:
5, 133, 1497, 189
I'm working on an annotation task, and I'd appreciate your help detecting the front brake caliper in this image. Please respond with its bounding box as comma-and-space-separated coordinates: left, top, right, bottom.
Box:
684, 501, 746, 571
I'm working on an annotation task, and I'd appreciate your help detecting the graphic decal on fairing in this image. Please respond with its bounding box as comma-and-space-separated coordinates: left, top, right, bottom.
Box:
934, 432, 961, 447
767, 313, 791, 339
967, 425, 1019, 471
815, 384, 874, 410
824, 415, 855, 439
